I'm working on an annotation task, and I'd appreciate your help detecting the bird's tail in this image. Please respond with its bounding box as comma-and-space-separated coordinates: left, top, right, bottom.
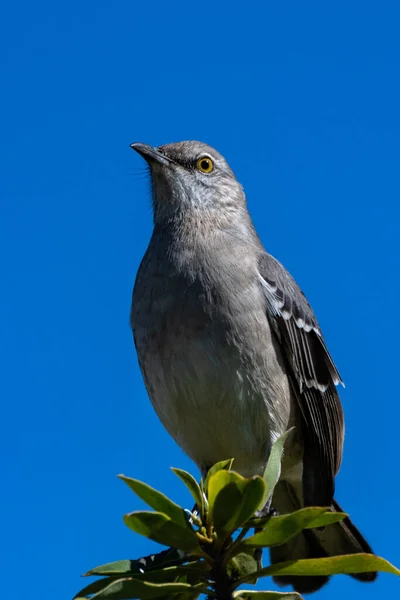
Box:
270, 481, 377, 594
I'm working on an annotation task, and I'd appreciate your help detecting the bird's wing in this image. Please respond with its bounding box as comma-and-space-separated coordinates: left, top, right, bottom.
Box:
258, 252, 344, 507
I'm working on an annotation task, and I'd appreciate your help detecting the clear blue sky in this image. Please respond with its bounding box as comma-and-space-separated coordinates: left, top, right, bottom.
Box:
1, 2, 399, 599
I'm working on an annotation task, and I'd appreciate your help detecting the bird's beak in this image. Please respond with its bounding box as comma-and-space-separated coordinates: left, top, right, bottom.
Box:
130, 142, 171, 166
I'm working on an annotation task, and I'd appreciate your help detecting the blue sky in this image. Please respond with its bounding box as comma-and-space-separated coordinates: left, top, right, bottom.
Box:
1, 1, 399, 599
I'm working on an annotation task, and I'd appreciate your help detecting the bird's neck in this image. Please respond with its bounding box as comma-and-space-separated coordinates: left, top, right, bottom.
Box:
154, 204, 254, 243
152, 207, 259, 275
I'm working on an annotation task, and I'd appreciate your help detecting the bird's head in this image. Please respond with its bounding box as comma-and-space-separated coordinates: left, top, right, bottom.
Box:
130, 141, 246, 224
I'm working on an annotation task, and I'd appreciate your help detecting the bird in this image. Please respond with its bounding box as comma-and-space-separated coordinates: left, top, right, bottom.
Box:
129, 140, 376, 593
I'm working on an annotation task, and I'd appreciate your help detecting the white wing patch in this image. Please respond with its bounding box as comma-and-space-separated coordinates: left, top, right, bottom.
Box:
258, 270, 341, 392
258, 272, 321, 335
257, 273, 282, 316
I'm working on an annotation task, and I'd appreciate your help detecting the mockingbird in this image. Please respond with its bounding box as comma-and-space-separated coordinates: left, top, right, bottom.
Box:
130, 141, 376, 593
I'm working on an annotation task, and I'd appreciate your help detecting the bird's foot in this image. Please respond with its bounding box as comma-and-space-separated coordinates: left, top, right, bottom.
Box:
254, 496, 278, 519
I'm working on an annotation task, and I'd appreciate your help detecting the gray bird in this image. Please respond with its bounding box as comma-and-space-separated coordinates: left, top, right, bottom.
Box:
130, 141, 376, 593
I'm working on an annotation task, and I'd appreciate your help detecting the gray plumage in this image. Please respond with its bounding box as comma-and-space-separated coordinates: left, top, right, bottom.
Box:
130, 141, 376, 593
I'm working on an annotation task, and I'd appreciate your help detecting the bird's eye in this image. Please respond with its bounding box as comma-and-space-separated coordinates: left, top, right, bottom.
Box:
196, 156, 214, 173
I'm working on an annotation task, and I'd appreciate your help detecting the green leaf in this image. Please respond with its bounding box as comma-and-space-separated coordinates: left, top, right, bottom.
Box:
171, 468, 204, 517
84, 560, 135, 577
203, 458, 234, 494
118, 475, 188, 529
169, 567, 207, 600
207, 470, 248, 532
135, 565, 207, 585
76, 565, 208, 599
233, 477, 267, 528
84, 563, 207, 584
84, 577, 207, 599
209, 471, 244, 531
211, 473, 266, 534
239, 508, 346, 549
249, 508, 346, 529
304, 511, 347, 528
161, 594, 202, 600
84, 549, 189, 577
233, 591, 302, 599
236, 554, 400, 586
262, 428, 295, 506
75, 578, 116, 599
123, 511, 201, 554
163, 592, 202, 600
228, 552, 258, 579
208, 470, 240, 508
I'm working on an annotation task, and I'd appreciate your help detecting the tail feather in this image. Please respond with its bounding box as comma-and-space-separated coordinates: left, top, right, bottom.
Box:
330, 499, 376, 583
270, 526, 330, 594
270, 482, 377, 594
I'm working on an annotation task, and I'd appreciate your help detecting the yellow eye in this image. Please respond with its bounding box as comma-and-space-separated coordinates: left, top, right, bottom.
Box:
197, 156, 214, 173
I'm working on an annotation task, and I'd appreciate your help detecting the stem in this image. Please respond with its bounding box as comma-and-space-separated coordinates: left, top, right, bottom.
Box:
222, 527, 249, 566
209, 557, 234, 600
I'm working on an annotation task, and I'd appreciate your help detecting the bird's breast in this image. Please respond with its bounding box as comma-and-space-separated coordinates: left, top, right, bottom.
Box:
131, 236, 293, 474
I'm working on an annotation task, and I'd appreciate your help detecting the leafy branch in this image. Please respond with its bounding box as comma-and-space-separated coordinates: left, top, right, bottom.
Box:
74, 432, 399, 600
